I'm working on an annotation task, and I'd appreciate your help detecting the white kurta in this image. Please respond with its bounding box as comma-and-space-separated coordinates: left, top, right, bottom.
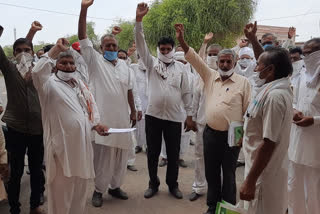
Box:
288, 72, 320, 214
243, 86, 293, 214
79, 38, 132, 149
32, 54, 96, 182
191, 76, 207, 194
32, 55, 97, 214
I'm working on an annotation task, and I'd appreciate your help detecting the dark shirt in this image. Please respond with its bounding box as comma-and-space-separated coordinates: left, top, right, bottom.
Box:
0, 46, 42, 135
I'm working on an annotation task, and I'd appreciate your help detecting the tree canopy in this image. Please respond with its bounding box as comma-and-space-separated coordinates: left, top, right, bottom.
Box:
142, 0, 256, 50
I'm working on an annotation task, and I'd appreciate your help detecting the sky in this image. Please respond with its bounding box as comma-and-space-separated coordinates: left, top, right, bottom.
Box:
0, 0, 319, 46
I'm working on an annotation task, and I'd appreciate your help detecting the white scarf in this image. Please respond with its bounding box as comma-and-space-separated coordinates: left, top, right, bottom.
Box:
15, 52, 34, 77
155, 48, 175, 79
77, 80, 100, 126
304, 50, 320, 88
247, 77, 290, 118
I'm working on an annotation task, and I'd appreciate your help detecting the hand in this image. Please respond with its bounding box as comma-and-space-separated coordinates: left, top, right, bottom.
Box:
0, 163, 9, 181
174, 23, 185, 42
240, 178, 256, 201
56, 38, 70, 52
184, 116, 196, 132
128, 42, 136, 57
136, 2, 149, 22
294, 116, 314, 127
81, 0, 94, 9
0, 106, 3, 115
24, 69, 33, 82
244, 21, 257, 42
30, 21, 43, 32
288, 27, 296, 39
130, 111, 137, 127
137, 111, 142, 121
293, 109, 304, 122
239, 39, 249, 48
112, 26, 122, 35
204, 32, 214, 44
93, 124, 109, 136
237, 137, 243, 147
0, 25, 3, 38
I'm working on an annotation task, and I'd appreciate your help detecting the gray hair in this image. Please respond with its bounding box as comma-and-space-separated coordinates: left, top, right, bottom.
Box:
207, 44, 222, 52
57, 50, 74, 62
100, 34, 118, 45
262, 33, 277, 42
217, 49, 237, 62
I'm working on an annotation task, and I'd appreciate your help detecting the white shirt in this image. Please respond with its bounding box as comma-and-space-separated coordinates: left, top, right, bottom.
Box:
79, 38, 133, 150
192, 75, 206, 126
131, 63, 148, 112
243, 85, 293, 180
128, 66, 142, 111
289, 72, 320, 168
135, 22, 192, 123
32, 55, 96, 182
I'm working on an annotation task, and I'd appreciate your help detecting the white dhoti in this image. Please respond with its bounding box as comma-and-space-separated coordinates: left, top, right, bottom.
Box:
48, 159, 89, 214
192, 124, 206, 195
244, 166, 288, 214
288, 161, 320, 214
93, 144, 129, 193
127, 133, 137, 166
160, 124, 190, 159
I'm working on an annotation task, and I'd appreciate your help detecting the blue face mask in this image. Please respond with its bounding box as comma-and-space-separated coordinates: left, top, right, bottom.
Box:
103, 51, 118, 61
263, 44, 273, 50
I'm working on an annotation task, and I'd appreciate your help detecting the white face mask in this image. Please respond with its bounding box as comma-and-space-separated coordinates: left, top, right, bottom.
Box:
56, 70, 77, 81
157, 48, 175, 64
218, 67, 234, 77
251, 72, 266, 87
15, 52, 34, 77
207, 56, 218, 70
238, 58, 252, 69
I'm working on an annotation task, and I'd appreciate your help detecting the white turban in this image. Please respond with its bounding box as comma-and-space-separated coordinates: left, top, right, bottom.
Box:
239, 47, 254, 59
173, 51, 186, 62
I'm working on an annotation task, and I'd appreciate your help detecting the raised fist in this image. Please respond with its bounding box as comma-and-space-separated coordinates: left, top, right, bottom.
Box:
31, 21, 43, 32
81, 0, 94, 9
136, 2, 149, 22
112, 26, 122, 35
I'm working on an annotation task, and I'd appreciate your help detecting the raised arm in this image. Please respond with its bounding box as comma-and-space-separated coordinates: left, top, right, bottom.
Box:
244, 21, 264, 60
282, 27, 296, 50
135, 3, 154, 71
78, 0, 94, 40
32, 38, 69, 91
175, 23, 212, 84
199, 32, 214, 60
25, 21, 43, 42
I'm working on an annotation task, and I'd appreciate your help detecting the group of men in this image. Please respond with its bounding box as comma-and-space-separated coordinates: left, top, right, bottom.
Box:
0, 1, 319, 214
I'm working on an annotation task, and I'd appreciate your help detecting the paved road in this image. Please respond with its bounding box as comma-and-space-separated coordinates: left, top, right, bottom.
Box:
0, 76, 245, 214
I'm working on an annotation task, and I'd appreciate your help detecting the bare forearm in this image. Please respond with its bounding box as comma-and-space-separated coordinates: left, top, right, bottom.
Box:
246, 138, 276, 184
78, 8, 88, 40
251, 38, 264, 60
26, 30, 37, 42
128, 90, 136, 113
178, 37, 189, 54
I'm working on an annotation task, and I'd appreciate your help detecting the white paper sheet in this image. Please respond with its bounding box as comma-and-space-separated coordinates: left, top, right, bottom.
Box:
107, 128, 136, 134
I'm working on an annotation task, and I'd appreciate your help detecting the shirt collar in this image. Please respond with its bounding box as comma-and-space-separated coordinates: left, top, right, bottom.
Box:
214, 72, 237, 83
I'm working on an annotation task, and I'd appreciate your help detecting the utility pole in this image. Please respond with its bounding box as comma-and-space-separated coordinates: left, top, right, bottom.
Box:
14, 27, 16, 41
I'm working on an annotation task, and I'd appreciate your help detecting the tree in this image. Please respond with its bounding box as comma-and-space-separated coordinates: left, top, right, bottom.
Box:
65, 22, 99, 50
142, 0, 256, 51
106, 20, 135, 51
